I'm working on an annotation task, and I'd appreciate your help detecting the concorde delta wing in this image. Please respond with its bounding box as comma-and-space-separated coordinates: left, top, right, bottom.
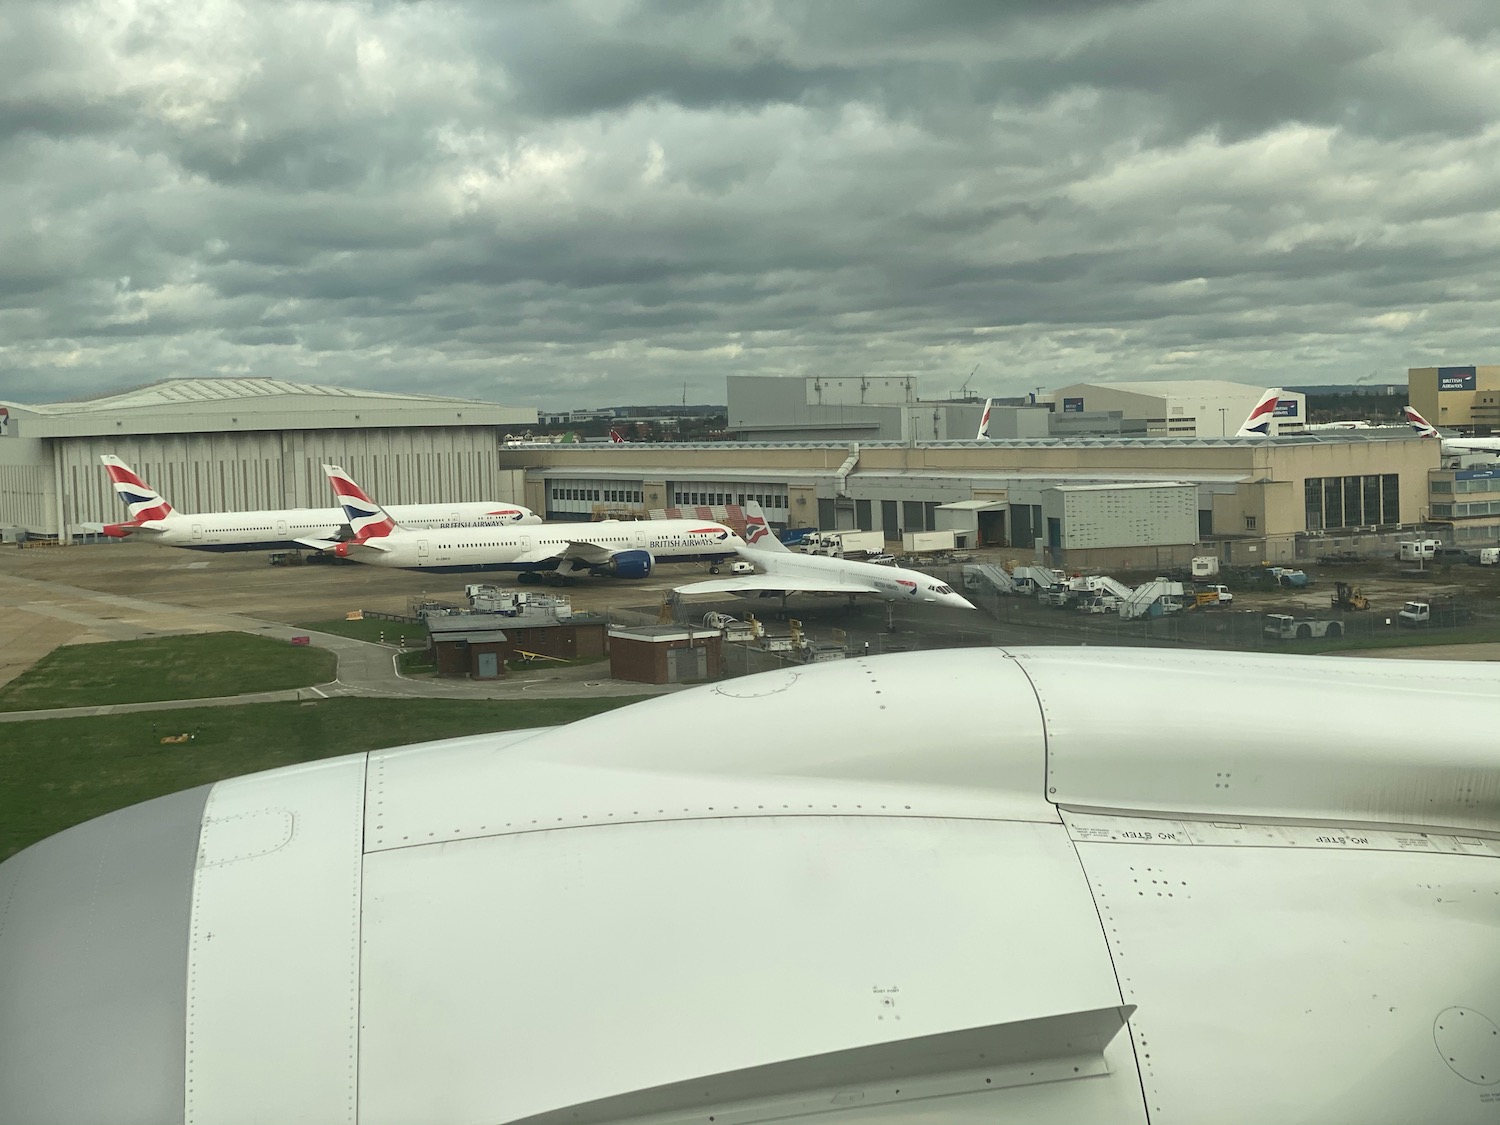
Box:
673, 573, 884, 597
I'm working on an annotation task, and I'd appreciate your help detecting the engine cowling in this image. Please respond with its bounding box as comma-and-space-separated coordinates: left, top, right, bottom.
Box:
606, 549, 654, 579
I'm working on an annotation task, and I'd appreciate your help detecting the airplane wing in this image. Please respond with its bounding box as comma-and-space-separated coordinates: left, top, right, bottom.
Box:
511, 539, 611, 566
674, 574, 884, 597
297, 536, 390, 553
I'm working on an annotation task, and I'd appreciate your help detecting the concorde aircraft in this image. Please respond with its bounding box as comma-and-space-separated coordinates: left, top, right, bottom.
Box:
303, 463, 742, 578
1404, 405, 1500, 454
96, 454, 540, 550
2, 647, 1498, 1124
673, 501, 975, 610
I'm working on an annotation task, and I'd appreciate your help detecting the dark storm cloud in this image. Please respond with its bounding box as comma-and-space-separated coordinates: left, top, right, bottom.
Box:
1, 0, 1499, 406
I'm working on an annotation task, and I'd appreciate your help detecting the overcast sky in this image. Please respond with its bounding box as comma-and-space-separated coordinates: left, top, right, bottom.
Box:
3, 0, 1499, 408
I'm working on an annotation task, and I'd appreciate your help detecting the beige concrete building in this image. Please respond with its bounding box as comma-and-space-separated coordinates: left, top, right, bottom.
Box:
1048, 381, 1306, 437
501, 433, 1445, 566
1408, 365, 1500, 432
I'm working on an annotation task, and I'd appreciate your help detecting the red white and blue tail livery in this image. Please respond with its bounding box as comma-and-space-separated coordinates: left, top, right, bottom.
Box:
1404, 406, 1441, 439
1235, 388, 1283, 437
323, 465, 397, 542
1403, 405, 1500, 453
101, 455, 174, 526
742, 507, 789, 552
976, 398, 993, 440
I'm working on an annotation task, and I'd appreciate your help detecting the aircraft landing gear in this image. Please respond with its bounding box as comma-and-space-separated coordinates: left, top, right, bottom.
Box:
517, 571, 543, 586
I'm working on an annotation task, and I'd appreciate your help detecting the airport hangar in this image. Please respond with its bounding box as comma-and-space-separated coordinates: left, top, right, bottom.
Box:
506, 433, 1447, 569
0, 378, 537, 540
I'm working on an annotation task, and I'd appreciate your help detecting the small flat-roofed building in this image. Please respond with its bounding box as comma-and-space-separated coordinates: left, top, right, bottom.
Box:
427, 613, 607, 679
609, 625, 722, 684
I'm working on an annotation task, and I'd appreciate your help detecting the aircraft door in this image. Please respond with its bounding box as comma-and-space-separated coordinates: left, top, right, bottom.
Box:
275, 520, 289, 540
191, 523, 204, 542
633, 526, 647, 549
418, 540, 430, 565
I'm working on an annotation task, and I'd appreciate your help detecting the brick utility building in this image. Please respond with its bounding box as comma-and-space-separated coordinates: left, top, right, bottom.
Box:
609, 626, 723, 685
427, 614, 607, 680
0, 378, 536, 539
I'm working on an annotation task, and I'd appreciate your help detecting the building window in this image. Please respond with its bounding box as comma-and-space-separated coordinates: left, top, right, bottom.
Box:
1382, 475, 1400, 524
1245, 516, 1258, 531
1305, 477, 1323, 531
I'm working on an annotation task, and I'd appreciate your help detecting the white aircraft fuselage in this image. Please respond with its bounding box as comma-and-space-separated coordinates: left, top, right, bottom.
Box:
104, 502, 540, 552
738, 542, 976, 609
336, 518, 741, 573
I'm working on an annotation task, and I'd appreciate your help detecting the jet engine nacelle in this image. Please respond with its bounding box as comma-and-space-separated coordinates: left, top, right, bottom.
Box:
606, 549, 654, 579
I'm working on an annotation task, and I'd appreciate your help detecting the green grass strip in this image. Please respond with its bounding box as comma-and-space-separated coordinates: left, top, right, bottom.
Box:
0, 694, 645, 861
0, 631, 337, 712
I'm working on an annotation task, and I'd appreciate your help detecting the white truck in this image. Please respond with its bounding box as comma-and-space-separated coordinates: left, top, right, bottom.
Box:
1398, 539, 1441, 561
1190, 556, 1221, 578
901, 529, 957, 554
1397, 601, 1431, 626
1263, 613, 1344, 640
800, 530, 885, 557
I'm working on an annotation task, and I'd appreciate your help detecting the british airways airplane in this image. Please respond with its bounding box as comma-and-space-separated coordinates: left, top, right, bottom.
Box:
1, 647, 1497, 1123
95, 455, 540, 551
675, 502, 975, 610
302, 463, 742, 579
1404, 405, 1500, 454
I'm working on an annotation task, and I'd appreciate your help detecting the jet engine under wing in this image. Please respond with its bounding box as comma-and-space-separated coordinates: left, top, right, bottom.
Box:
674, 574, 884, 597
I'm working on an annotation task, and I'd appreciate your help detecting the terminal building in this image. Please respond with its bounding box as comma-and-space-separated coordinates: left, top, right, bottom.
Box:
503, 431, 1445, 569
0, 378, 535, 539
1408, 364, 1500, 433
1047, 381, 1307, 437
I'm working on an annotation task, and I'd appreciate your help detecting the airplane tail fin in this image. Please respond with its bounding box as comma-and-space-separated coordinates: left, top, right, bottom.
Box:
99, 455, 174, 523
742, 501, 790, 553
1235, 388, 1283, 437
323, 465, 400, 542
976, 398, 993, 440
1403, 405, 1441, 439
609, 428, 625, 443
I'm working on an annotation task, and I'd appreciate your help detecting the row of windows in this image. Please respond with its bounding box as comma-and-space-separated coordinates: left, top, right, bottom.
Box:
1304, 475, 1400, 530
1431, 500, 1500, 518
1435, 476, 1500, 495
673, 492, 788, 510
551, 488, 644, 504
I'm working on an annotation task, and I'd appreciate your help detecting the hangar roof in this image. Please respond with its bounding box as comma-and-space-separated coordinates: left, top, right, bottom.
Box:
3, 378, 536, 438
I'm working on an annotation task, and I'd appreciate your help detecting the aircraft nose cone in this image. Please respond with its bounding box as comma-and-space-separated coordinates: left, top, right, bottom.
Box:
0, 787, 209, 1123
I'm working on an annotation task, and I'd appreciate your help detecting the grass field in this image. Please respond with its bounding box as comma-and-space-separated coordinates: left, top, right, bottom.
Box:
0, 694, 646, 861
0, 632, 338, 712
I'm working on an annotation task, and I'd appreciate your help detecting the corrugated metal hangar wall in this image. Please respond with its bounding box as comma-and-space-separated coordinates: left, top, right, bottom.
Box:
51, 427, 525, 532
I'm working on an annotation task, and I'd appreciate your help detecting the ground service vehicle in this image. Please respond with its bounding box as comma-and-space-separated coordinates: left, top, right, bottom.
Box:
1399, 539, 1441, 561
799, 530, 885, 557
1191, 584, 1233, 607
1398, 601, 1431, 626
1264, 613, 1344, 640
1331, 582, 1370, 611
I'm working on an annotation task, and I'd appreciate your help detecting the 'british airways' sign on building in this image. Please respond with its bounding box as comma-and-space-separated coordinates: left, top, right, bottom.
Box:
1439, 366, 1477, 391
